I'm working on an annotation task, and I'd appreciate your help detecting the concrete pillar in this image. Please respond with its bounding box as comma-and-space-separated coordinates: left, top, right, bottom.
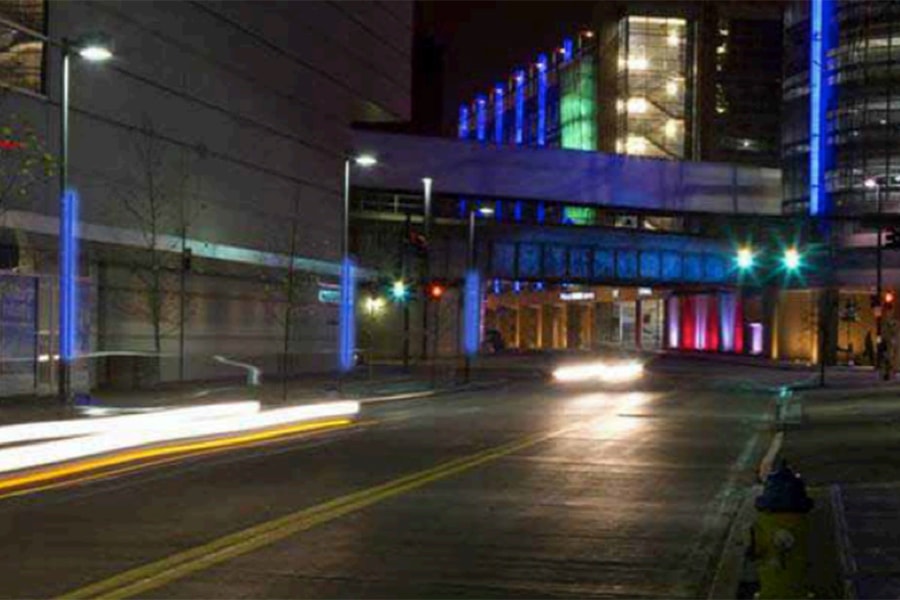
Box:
635, 298, 643, 349
541, 304, 554, 349
566, 303, 581, 349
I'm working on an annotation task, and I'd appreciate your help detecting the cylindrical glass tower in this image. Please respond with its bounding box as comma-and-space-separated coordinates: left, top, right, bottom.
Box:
783, 1, 900, 218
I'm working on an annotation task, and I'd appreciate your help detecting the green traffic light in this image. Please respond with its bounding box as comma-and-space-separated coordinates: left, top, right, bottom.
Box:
390, 280, 408, 301
736, 247, 754, 270
782, 247, 801, 271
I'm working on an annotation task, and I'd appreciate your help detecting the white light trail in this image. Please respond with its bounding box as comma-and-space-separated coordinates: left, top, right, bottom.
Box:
0, 402, 261, 446
0, 401, 359, 475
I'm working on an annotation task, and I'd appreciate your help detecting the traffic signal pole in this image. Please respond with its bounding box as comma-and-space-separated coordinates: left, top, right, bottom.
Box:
877, 184, 884, 366
402, 212, 411, 371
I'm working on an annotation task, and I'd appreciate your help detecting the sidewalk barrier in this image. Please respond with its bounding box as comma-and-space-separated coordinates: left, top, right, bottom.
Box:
752, 459, 814, 599
212, 355, 261, 386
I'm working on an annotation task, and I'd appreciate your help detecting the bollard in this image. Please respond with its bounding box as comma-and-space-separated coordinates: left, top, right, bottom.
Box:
753, 459, 814, 599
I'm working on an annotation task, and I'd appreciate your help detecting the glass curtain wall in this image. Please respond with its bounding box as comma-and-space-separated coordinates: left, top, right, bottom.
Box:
616, 16, 688, 159
560, 55, 597, 151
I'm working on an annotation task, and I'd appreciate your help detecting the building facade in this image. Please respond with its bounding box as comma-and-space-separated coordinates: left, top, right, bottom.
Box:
783, 0, 900, 215
457, 1, 783, 166
0, 1, 412, 396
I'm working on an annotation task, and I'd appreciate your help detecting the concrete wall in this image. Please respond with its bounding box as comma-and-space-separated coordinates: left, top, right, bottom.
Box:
1, 1, 412, 392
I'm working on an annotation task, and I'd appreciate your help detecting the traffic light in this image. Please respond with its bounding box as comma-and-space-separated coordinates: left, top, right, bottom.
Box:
389, 279, 409, 302
885, 290, 896, 312
887, 228, 900, 249
408, 231, 428, 255
782, 247, 801, 272
735, 246, 754, 271
426, 282, 445, 300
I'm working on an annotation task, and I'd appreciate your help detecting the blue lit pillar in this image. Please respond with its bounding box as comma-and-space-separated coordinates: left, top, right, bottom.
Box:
537, 54, 548, 146
809, 0, 834, 217
494, 84, 504, 145
59, 189, 79, 368
514, 70, 525, 145
562, 38, 573, 62
476, 95, 487, 142
338, 257, 356, 372
458, 104, 470, 140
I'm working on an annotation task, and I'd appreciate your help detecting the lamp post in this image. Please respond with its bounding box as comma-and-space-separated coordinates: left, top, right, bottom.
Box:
58, 34, 113, 403
421, 177, 432, 361
463, 205, 494, 383
865, 177, 885, 362
339, 154, 376, 380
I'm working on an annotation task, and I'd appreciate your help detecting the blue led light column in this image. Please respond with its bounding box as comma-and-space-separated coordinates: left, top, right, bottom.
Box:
338, 256, 356, 372
475, 95, 487, 142
514, 70, 525, 145
458, 104, 469, 140
463, 209, 483, 383
339, 155, 377, 378
537, 54, 548, 146
59, 190, 79, 384
562, 38, 573, 62
809, 0, 834, 216
494, 85, 504, 144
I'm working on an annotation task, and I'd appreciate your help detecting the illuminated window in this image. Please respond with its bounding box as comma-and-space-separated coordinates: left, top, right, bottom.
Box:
617, 15, 688, 158
0, 1, 46, 94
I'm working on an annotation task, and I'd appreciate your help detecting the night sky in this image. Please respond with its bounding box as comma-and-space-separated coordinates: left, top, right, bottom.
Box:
417, 1, 596, 133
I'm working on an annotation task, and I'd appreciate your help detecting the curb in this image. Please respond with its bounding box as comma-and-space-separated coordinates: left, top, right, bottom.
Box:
829, 484, 859, 599
707, 427, 785, 599
707, 484, 761, 599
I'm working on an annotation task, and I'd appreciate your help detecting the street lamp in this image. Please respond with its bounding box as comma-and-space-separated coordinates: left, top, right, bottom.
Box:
865, 175, 891, 368
339, 153, 377, 375
463, 205, 494, 382
58, 34, 114, 403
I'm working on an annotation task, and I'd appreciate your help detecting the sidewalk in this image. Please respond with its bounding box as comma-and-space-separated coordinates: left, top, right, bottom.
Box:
779, 386, 900, 598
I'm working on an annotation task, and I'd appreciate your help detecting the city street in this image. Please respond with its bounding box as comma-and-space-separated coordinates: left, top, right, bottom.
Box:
0, 364, 775, 599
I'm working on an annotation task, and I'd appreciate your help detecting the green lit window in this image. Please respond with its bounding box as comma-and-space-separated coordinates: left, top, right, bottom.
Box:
560, 56, 597, 151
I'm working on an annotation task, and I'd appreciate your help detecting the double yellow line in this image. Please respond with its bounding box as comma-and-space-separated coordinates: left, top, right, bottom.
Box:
61, 426, 571, 600
0, 419, 356, 501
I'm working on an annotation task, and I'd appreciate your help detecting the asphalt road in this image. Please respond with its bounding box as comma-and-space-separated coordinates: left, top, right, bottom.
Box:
0, 369, 773, 599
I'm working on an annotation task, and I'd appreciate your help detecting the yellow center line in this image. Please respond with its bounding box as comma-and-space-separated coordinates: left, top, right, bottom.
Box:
59, 425, 576, 600
0, 418, 361, 498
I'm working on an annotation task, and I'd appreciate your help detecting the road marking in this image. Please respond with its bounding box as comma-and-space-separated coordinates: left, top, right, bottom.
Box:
0, 419, 355, 499
59, 426, 572, 600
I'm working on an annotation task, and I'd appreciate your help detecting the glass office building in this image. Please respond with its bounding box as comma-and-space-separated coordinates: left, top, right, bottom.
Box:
457, 2, 782, 166
783, 1, 900, 215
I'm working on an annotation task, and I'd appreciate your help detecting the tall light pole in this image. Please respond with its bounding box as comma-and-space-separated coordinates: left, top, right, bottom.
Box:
865, 176, 885, 358
421, 177, 432, 360
339, 154, 377, 378
58, 34, 113, 403
463, 206, 493, 383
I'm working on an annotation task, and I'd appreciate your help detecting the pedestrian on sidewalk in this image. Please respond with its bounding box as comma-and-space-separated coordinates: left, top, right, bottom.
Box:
864, 331, 875, 366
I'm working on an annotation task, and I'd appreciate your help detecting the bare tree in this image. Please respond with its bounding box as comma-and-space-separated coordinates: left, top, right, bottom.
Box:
0, 91, 55, 219
114, 115, 201, 357
258, 193, 319, 399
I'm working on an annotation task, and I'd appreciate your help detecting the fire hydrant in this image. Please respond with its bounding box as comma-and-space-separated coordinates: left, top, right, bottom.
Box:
753, 460, 814, 599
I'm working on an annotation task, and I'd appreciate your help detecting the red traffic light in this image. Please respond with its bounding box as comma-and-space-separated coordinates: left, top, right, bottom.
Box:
428, 283, 445, 299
